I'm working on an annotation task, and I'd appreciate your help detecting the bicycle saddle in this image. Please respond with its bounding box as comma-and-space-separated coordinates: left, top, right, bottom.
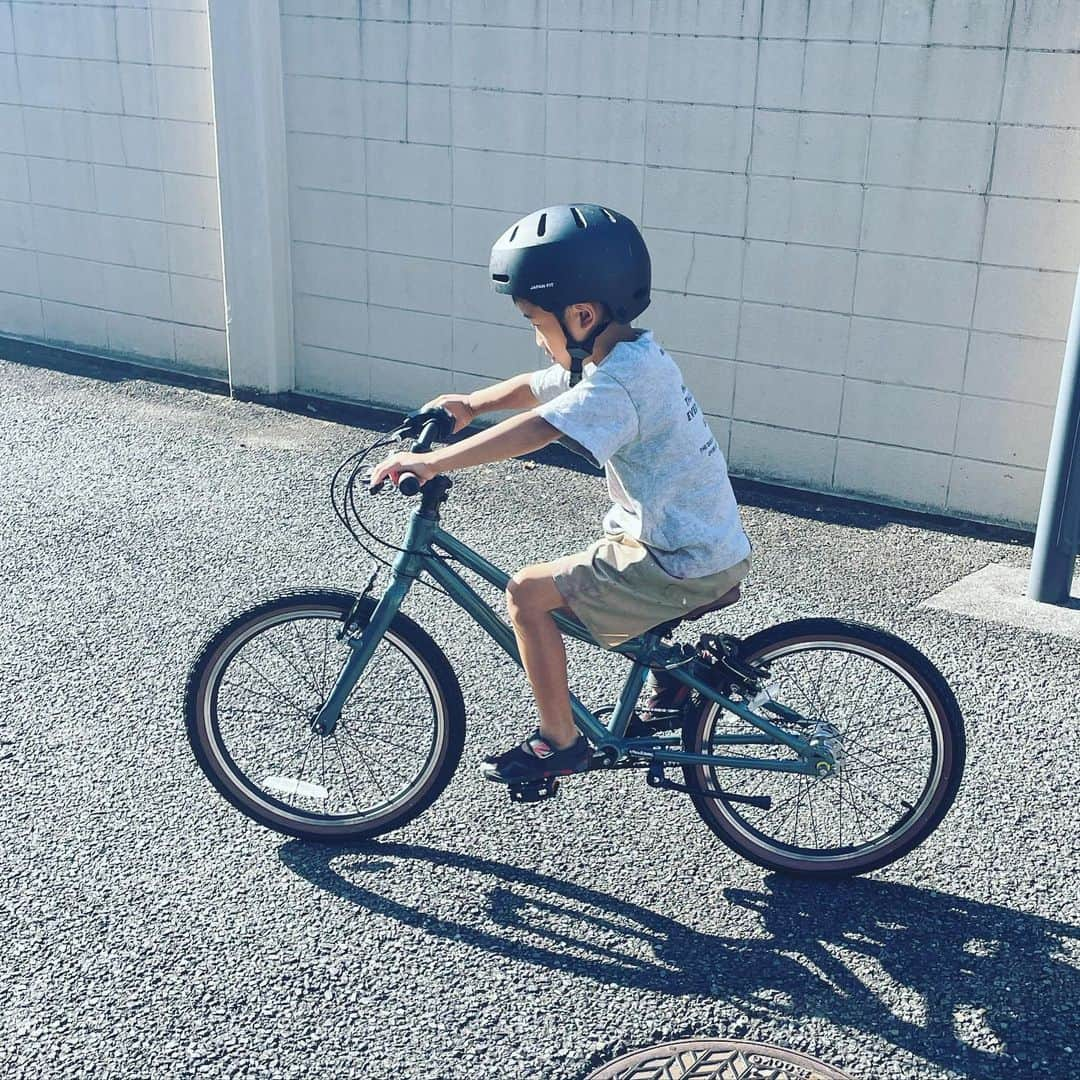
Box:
683, 584, 741, 620
648, 584, 741, 638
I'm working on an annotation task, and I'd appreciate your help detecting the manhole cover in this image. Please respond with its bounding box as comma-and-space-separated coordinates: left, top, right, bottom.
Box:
586, 1039, 853, 1080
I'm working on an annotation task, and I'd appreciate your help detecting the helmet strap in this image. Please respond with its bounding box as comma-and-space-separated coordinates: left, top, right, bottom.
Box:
559, 315, 611, 387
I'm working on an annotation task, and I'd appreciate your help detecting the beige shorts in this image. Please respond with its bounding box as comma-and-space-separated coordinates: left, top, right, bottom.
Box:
552, 532, 752, 649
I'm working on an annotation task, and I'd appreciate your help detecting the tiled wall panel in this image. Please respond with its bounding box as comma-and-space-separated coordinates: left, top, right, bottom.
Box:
0, 0, 225, 375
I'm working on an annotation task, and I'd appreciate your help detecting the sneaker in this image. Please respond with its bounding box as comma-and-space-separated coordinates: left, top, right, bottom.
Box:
627, 668, 692, 736
480, 729, 591, 784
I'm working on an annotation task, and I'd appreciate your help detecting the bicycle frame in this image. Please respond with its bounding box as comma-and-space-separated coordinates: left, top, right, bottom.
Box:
314, 489, 827, 777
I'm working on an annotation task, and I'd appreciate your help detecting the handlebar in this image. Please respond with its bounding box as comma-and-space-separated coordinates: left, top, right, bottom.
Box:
398, 415, 442, 495
369, 407, 454, 496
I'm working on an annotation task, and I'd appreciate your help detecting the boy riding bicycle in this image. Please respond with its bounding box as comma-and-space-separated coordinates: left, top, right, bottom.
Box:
371, 204, 753, 785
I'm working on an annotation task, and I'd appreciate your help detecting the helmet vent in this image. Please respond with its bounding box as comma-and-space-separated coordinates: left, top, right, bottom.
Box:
570, 206, 587, 229
601, 207, 617, 223
509, 225, 518, 242
492, 273, 510, 282
537, 212, 547, 237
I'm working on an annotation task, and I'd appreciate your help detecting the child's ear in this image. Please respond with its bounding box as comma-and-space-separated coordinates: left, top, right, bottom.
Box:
572, 303, 598, 330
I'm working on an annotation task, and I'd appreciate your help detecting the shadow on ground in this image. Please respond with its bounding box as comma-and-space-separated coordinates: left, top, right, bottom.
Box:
281, 841, 1075, 1080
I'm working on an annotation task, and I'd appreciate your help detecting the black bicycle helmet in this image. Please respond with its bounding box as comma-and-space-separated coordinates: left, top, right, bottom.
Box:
489, 204, 651, 384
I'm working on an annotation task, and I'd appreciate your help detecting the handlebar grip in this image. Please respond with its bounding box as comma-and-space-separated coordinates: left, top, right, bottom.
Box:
368, 411, 449, 497
410, 416, 444, 454
397, 471, 422, 497
396, 415, 443, 495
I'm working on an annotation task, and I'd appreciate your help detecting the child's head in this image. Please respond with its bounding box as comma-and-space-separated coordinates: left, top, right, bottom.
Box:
490, 204, 651, 381
514, 297, 611, 369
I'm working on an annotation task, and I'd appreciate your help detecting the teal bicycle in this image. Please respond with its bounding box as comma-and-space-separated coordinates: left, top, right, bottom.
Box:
185, 409, 965, 878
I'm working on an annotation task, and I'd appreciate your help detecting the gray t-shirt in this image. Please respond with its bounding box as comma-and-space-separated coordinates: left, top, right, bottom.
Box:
530, 330, 752, 579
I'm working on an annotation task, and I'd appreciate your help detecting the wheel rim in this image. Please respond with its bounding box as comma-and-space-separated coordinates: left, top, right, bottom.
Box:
200, 606, 446, 828
697, 638, 945, 867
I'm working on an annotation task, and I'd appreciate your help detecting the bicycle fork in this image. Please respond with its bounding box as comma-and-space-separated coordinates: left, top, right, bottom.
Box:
311, 525, 428, 737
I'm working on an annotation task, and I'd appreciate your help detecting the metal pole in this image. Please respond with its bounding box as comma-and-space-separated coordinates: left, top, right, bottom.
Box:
1028, 265, 1080, 604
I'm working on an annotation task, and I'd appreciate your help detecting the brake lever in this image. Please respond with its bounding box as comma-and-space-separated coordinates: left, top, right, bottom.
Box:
398, 406, 454, 442
362, 466, 387, 495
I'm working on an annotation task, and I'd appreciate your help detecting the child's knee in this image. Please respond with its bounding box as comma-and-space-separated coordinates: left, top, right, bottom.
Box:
505, 571, 533, 619
506, 568, 559, 620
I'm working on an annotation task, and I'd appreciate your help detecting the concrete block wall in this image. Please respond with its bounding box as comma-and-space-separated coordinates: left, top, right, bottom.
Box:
278, 0, 1080, 531
0, 0, 226, 376
2, 1, 1078, 531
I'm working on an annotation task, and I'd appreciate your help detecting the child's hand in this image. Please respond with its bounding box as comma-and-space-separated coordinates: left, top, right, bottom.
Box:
422, 394, 475, 433
369, 452, 439, 491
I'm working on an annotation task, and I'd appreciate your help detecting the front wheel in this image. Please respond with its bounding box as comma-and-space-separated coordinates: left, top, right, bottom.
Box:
185, 589, 466, 841
682, 618, 965, 878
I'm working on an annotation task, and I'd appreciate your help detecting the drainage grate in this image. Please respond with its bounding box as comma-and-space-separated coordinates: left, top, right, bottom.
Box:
586, 1039, 853, 1080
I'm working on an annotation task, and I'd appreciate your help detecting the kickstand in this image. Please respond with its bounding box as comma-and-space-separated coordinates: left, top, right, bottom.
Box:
646, 761, 772, 810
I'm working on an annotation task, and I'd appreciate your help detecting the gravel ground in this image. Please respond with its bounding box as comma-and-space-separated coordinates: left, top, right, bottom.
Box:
1, 353, 1076, 1080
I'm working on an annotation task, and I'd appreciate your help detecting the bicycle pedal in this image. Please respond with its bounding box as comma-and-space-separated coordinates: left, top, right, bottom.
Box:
626, 710, 683, 737
507, 777, 561, 804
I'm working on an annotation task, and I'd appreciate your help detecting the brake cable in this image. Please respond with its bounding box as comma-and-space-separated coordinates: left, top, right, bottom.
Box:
330, 433, 454, 597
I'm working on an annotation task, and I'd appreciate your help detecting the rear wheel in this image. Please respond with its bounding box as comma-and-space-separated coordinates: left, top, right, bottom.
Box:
682, 618, 964, 878
185, 590, 465, 841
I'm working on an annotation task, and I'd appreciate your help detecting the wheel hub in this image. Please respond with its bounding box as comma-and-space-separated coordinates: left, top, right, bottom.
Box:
809, 720, 844, 775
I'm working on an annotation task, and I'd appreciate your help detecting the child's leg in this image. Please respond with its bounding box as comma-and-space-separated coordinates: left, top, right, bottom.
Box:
505, 562, 577, 749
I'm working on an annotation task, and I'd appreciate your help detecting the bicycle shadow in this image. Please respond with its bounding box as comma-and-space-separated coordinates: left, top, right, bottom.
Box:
279, 840, 1076, 1079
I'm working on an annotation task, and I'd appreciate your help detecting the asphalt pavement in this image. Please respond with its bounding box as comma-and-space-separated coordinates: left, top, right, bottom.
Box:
1, 350, 1076, 1080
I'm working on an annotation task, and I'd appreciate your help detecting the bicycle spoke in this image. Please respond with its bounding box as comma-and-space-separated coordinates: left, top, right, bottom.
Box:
222, 673, 311, 716
336, 725, 392, 800
217, 699, 298, 721
794, 652, 827, 723
838, 767, 843, 848
339, 705, 430, 732
696, 633, 948, 863
784, 661, 822, 720
261, 627, 324, 703
841, 767, 870, 839
287, 729, 318, 789
361, 748, 417, 788
793, 778, 808, 847
319, 621, 332, 696
843, 748, 921, 796
332, 735, 365, 813
340, 721, 427, 759
811, 652, 828, 722
205, 604, 454, 825
320, 735, 328, 800
235, 654, 310, 715
805, 777, 821, 848
838, 656, 878, 731
838, 730, 922, 758
287, 620, 328, 698
769, 785, 806, 839
841, 771, 908, 821
843, 733, 924, 769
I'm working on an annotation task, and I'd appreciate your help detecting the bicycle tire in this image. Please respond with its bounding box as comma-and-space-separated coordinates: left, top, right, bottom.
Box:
185, 589, 465, 841
681, 617, 965, 879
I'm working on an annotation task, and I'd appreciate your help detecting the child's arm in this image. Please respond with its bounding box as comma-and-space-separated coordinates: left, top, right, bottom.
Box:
370, 412, 558, 489
424, 373, 539, 432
